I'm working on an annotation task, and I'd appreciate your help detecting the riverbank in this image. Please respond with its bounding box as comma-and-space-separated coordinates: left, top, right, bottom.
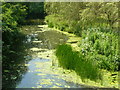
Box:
40, 25, 119, 89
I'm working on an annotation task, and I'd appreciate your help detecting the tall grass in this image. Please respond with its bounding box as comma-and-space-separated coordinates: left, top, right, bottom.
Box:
56, 44, 102, 81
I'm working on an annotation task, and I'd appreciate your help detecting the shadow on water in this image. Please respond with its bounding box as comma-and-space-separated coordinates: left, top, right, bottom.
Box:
2, 32, 30, 88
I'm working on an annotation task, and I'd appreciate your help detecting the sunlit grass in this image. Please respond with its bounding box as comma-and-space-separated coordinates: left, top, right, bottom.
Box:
56, 44, 102, 81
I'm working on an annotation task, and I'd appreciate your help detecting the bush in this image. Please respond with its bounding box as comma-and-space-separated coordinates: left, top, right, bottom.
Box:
56, 44, 101, 81
45, 15, 82, 35
79, 28, 119, 71
2, 3, 27, 30
56, 44, 76, 69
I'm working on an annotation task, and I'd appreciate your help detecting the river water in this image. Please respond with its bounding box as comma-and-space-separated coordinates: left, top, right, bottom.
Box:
11, 25, 83, 88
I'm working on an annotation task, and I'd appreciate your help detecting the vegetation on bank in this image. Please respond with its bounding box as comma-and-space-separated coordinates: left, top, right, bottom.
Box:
55, 28, 119, 87
45, 2, 119, 88
2, 2, 27, 66
45, 2, 118, 35
56, 44, 101, 81
80, 28, 119, 71
53, 31, 119, 88
2, 2, 27, 87
45, 2, 119, 70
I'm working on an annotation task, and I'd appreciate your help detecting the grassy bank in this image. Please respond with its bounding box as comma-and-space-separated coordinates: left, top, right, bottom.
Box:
47, 27, 119, 88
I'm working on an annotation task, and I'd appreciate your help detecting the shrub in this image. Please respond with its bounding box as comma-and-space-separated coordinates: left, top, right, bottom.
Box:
45, 15, 82, 35
56, 44, 101, 81
79, 28, 119, 71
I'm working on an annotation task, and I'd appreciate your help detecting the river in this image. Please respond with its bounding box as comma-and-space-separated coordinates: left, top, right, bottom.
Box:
8, 25, 83, 88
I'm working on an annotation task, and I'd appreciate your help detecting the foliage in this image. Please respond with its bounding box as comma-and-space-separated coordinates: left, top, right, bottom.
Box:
56, 44, 101, 81
2, 2, 27, 50
45, 15, 69, 31
79, 28, 119, 71
45, 2, 118, 35
2, 2, 27, 30
2, 2, 27, 56
45, 2, 119, 82
80, 2, 118, 29
44, 2, 84, 35
25, 2, 45, 19
2, 3, 28, 87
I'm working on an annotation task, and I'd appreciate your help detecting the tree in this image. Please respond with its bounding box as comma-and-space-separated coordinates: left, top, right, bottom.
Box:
80, 2, 118, 29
